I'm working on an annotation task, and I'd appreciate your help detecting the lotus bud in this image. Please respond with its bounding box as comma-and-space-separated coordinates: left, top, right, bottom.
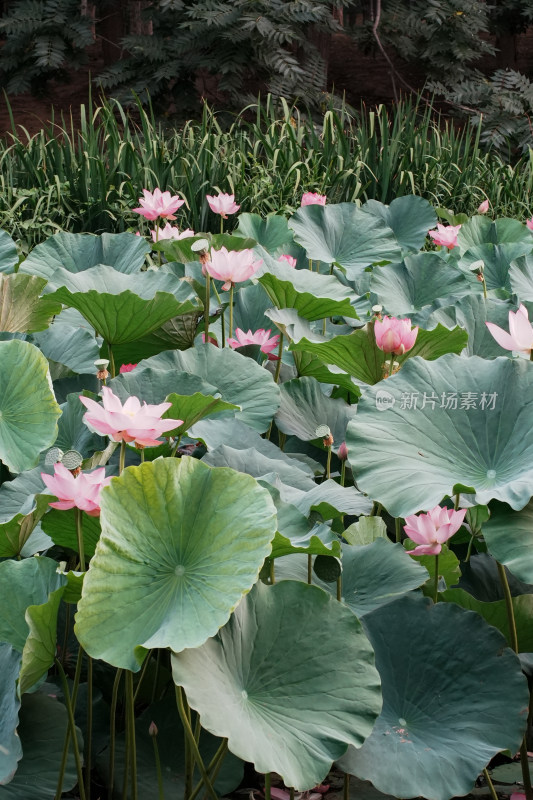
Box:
148, 721, 158, 737
338, 442, 348, 461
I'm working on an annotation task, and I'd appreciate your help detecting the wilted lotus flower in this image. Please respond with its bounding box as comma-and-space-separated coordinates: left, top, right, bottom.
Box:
79, 386, 182, 447
301, 192, 327, 207
151, 223, 195, 241
133, 188, 185, 221
119, 363, 137, 374
375, 316, 418, 355
527, 217, 533, 231
41, 463, 111, 517
404, 505, 466, 555
206, 192, 240, 218
205, 246, 262, 290
486, 304, 533, 355
278, 254, 297, 268
477, 199, 489, 214
227, 328, 280, 355
428, 223, 462, 249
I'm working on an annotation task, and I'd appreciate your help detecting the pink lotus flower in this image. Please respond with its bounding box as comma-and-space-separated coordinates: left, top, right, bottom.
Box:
151, 223, 195, 242
477, 199, 489, 214
206, 192, 240, 218
205, 246, 262, 290
133, 188, 185, 221
119, 363, 137, 374
527, 217, 533, 231
41, 463, 111, 517
227, 328, 280, 355
338, 442, 348, 461
201, 333, 218, 346
486, 304, 533, 355
404, 505, 466, 555
79, 386, 182, 448
428, 223, 462, 249
278, 254, 297, 268
301, 192, 327, 207
374, 316, 418, 355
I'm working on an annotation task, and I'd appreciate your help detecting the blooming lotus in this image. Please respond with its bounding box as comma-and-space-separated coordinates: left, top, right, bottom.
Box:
79, 386, 182, 447
477, 199, 489, 214
301, 192, 327, 207
374, 316, 418, 355
404, 506, 466, 555
486, 304, 533, 355
151, 223, 195, 241
206, 192, 240, 218
278, 254, 297, 268
227, 328, 280, 355
428, 223, 462, 249
133, 188, 185, 221
527, 217, 533, 231
119, 363, 137, 374
205, 246, 262, 290
41, 463, 111, 517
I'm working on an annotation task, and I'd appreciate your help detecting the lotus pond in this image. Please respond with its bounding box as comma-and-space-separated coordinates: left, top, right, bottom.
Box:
1, 191, 533, 800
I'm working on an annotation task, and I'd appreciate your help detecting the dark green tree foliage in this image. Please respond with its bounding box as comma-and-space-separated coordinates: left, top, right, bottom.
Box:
0, 0, 94, 94
98, 0, 354, 107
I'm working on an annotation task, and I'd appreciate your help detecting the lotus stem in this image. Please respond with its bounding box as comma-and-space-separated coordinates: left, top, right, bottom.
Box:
228, 284, 234, 341
433, 554, 439, 604
274, 334, 283, 384
465, 534, 475, 562
341, 460, 346, 487
140, 449, 145, 463
175, 686, 218, 800
204, 274, 210, 340
171, 435, 183, 458
497, 561, 533, 800
483, 768, 498, 800
151, 650, 161, 704
85, 655, 93, 800
189, 739, 228, 800
307, 554, 312, 585
108, 343, 116, 378
336, 574, 342, 602
55, 659, 87, 800
108, 668, 123, 800
290, 790, 295, 800
151, 729, 165, 800
454, 492, 460, 510
133, 650, 153, 704
269, 558, 275, 585
343, 773, 350, 800
55, 644, 84, 800
119, 440, 126, 474
127, 671, 138, 800
326, 446, 332, 480
264, 772, 272, 800
388, 353, 395, 378
395, 517, 402, 543
75, 507, 85, 571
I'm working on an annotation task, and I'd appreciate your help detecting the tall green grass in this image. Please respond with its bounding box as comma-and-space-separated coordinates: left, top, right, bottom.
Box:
0, 94, 531, 248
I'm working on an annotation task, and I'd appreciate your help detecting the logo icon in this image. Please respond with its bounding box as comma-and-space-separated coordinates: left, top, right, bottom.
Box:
375, 390, 395, 411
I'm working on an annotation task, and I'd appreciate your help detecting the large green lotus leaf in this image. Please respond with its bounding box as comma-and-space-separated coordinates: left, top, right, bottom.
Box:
0, 467, 48, 520
482, 500, 533, 584
32, 320, 100, 375
19, 584, 65, 695
457, 552, 533, 601
289, 203, 402, 279
141, 344, 280, 433
0, 557, 67, 653
0, 644, 22, 784
276, 377, 357, 448
338, 593, 528, 800
291, 348, 361, 395
202, 445, 316, 492
290, 324, 467, 386
335, 539, 429, 617
75, 457, 277, 670
458, 216, 533, 250
343, 516, 388, 546
345, 355, 533, 517
264, 307, 326, 344
235, 212, 293, 253
163, 392, 239, 436
0, 274, 61, 333
370, 252, 479, 314
407, 542, 461, 591
363, 196, 437, 253
509, 253, 533, 301
258, 254, 358, 320
0, 494, 51, 558
234, 283, 281, 334
263, 484, 339, 558
110, 309, 203, 367
441, 587, 533, 652
458, 242, 532, 290
0, 230, 19, 274
1, 692, 79, 798
44, 265, 202, 345
109, 366, 218, 406
41, 507, 102, 559
0, 340, 62, 473
281, 479, 373, 520
420, 295, 514, 358
100, 698, 243, 797
20, 231, 150, 278
172, 580, 382, 790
